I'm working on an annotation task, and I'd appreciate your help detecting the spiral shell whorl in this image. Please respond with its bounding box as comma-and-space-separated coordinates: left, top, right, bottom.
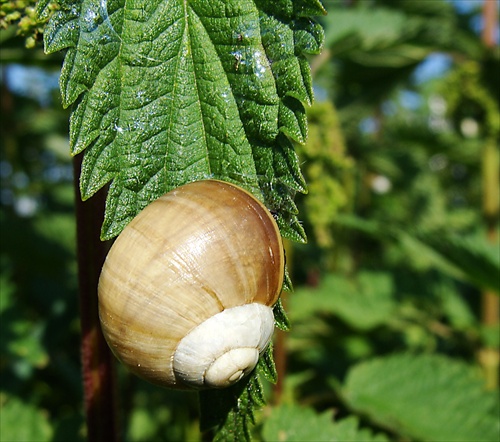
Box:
173, 303, 274, 388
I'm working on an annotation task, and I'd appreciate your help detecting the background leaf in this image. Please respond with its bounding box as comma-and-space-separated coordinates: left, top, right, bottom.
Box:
262, 404, 389, 442
290, 271, 396, 330
417, 230, 500, 294
0, 394, 53, 442
341, 353, 500, 442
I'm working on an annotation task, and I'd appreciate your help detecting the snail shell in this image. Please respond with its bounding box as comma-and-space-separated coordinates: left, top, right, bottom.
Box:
98, 180, 284, 389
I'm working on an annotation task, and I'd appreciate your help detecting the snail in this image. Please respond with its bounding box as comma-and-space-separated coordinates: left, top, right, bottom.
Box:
98, 179, 284, 389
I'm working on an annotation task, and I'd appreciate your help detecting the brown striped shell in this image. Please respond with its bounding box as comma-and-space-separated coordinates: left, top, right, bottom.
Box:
98, 180, 284, 389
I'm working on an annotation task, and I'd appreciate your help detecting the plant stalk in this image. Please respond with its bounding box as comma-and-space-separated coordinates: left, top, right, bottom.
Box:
73, 154, 119, 441
479, 0, 499, 390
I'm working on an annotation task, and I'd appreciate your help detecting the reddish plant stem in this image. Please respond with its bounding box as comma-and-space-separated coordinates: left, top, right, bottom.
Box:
482, 0, 497, 47
73, 154, 119, 441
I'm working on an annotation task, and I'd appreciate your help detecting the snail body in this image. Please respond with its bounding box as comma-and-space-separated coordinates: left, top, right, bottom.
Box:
98, 180, 284, 389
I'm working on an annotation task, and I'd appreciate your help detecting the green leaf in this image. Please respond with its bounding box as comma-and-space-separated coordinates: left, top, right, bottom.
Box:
42, 0, 324, 240
6, 321, 49, 371
417, 231, 500, 294
290, 271, 396, 330
273, 297, 291, 331
0, 260, 50, 377
0, 394, 53, 442
257, 343, 278, 384
437, 278, 476, 329
341, 353, 500, 442
0, 257, 15, 314
335, 215, 500, 294
199, 371, 266, 441
323, 7, 427, 67
262, 404, 389, 441
35, 0, 54, 20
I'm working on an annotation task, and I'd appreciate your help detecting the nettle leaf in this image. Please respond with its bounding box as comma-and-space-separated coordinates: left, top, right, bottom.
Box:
43, 0, 325, 241
342, 353, 500, 442
199, 371, 266, 441
290, 271, 396, 330
257, 342, 278, 384
417, 231, 500, 294
273, 297, 291, 331
0, 395, 53, 442
35, 0, 55, 20
262, 404, 389, 441
195, 340, 277, 439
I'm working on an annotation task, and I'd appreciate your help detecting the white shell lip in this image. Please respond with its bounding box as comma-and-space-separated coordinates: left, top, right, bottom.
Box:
173, 303, 275, 388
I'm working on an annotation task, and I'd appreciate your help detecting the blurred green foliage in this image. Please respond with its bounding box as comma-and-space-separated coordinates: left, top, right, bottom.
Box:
295, 101, 353, 254
1, 0, 499, 441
